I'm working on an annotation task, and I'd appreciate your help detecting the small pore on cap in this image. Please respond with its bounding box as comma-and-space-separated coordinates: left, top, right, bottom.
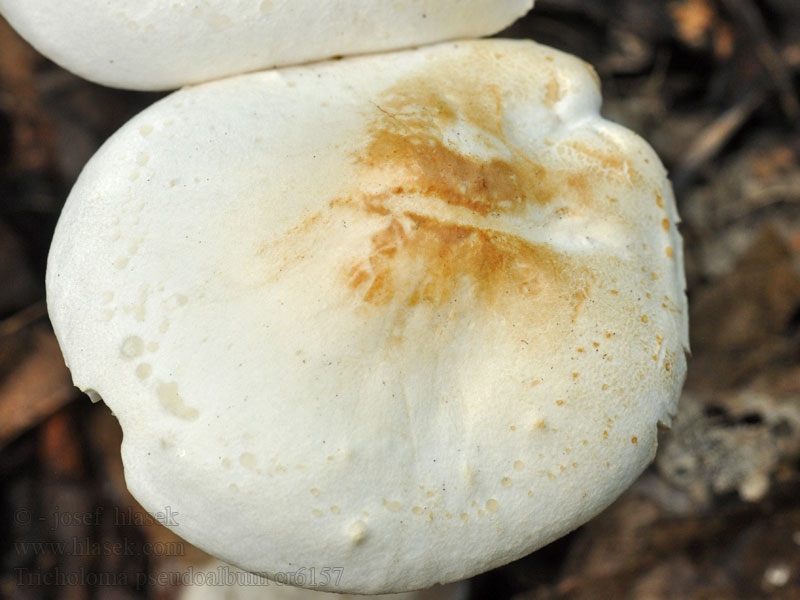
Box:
121, 336, 145, 359
383, 499, 402, 512
136, 363, 152, 380
156, 382, 199, 420
239, 453, 257, 469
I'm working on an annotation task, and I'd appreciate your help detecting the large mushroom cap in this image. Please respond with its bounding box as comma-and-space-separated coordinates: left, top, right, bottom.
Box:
46, 39, 688, 593
0, 0, 533, 90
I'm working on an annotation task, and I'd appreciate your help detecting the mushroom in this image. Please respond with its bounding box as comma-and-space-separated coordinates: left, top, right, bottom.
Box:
46, 39, 688, 593
0, 0, 534, 90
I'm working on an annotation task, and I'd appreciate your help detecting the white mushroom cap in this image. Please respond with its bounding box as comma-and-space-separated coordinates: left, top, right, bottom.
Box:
46, 39, 689, 593
0, 0, 534, 90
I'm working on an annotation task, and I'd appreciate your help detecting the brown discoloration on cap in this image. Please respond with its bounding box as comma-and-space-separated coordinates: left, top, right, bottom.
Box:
562, 141, 639, 184
345, 207, 586, 313
361, 127, 550, 217
359, 79, 561, 217
544, 76, 562, 106
311, 74, 604, 318
272, 65, 616, 323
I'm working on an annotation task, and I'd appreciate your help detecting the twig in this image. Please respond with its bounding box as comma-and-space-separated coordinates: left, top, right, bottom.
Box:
0, 300, 48, 338
719, 0, 800, 124
673, 85, 766, 193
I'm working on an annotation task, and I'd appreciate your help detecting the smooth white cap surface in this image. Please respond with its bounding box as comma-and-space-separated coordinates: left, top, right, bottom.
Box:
46, 40, 689, 593
0, 0, 534, 90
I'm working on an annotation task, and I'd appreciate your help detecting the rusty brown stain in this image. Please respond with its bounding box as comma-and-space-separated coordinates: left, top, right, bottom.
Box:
564, 141, 629, 173
662, 218, 670, 231
332, 75, 601, 315
358, 79, 566, 217
346, 209, 586, 312
361, 128, 552, 216
564, 140, 645, 188
266, 66, 620, 326
545, 76, 561, 106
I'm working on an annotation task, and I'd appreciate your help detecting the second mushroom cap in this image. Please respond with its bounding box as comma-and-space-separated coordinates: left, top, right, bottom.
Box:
0, 0, 534, 90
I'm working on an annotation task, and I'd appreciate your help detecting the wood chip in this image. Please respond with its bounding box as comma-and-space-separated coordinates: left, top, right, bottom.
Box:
0, 325, 75, 449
